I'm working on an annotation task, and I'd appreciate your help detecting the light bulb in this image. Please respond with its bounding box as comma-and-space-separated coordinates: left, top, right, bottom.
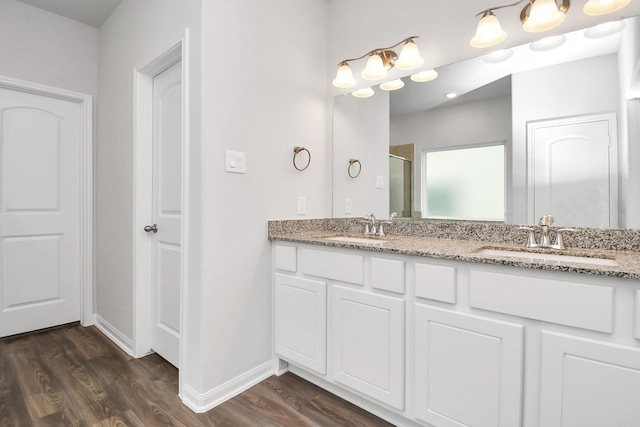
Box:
380, 79, 405, 91
523, 0, 566, 32
352, 87, 375, 98
332, 63, 356, 88
395, 40, 424, 70
410, 70, 438, 82
584, 0, 631, 16
471, 12, 507, 48
361, 54, 387, 80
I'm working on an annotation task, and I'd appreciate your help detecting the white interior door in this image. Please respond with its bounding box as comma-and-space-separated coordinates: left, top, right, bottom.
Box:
529, 114, 617, 227
149, 60, 182, 367
0, 87, 81, 337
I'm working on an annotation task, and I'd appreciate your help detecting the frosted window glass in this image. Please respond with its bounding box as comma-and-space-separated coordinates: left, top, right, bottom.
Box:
424, 145, 504, 221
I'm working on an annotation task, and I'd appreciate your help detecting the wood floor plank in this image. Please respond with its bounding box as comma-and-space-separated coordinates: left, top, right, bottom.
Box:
0, 324, 395, 426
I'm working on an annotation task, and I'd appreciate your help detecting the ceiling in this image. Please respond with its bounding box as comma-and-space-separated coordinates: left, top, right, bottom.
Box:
16, 0, 123, 27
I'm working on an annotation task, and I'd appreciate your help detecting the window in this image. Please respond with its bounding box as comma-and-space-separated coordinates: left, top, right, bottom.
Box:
422, 144, 505, 221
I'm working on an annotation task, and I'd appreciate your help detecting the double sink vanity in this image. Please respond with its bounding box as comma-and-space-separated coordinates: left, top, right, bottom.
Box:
269, 218, 640, 427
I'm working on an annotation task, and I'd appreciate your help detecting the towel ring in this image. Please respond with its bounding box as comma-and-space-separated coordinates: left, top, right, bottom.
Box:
293, 146, 311, 171
348, 158, 361, 178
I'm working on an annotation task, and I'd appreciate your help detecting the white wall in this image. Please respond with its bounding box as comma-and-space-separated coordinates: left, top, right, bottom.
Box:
391, 95, 512, 216
0, 0, 98, 97
511, 54, 620, 224
333, 93, 390, 218
197, 0, 328, 401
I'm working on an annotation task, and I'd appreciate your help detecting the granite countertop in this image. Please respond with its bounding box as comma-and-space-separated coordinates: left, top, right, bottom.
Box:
269, 227, 640, 280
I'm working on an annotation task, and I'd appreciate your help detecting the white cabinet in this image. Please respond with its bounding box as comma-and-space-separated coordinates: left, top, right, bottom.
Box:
414, 304, 524, 427
274, 273, 327, 374
540, 331, 640, 427
331, 286, 405, 410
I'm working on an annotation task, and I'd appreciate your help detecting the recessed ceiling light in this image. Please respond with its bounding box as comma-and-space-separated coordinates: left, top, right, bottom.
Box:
445, 92, 458, 99
530, 35, 566, 51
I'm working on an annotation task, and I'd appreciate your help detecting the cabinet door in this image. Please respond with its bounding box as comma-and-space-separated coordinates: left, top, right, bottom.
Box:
275, 274, 327, 374
540, 331, 640, 427
414, 305, 523, 427
331, 286, 405, 410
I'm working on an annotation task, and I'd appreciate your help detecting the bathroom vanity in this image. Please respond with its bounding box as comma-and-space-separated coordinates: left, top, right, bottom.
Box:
269, 219, 640, 427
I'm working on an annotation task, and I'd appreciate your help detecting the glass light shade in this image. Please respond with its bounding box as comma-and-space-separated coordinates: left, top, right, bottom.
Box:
523, 0, 566, 32
361, 54, 387, 80
380, 79, 405, 91
352, 87, 375, 98
332, 63, 356, 88
470, 13, 507, 48
584, 0, 631, 16
395, 40, 424, 70
411, 69, 438, 82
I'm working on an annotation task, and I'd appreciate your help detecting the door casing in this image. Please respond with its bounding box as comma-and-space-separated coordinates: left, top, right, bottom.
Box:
0, 75, 94, 329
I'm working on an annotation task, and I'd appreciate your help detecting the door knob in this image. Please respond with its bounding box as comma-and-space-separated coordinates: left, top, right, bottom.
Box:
144, 224, 158, 233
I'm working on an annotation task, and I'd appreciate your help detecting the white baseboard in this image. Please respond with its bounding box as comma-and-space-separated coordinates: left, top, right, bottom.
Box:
94, 314, 135, 357
181, 361, 274, 413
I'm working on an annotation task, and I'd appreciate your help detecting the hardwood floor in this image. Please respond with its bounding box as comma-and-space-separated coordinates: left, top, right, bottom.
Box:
0, 323, 394, 426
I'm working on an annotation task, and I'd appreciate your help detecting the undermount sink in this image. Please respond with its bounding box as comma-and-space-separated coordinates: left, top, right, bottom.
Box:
323, 236, 387, 245
475, 247, 618, 267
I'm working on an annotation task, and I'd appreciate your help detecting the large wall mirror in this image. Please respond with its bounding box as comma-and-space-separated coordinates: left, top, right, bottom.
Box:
332, 15, 640, 229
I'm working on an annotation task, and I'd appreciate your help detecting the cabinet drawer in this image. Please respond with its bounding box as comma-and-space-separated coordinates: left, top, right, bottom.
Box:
469, 270, 613, 333
300, 248, 364, 285
415, 263, 456, 303
371, 257, 405, 294
274, 244, 297, 272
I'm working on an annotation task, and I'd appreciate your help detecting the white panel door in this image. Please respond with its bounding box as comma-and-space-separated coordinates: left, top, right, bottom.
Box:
414, 305, 523, 427
331, 286, 405, 410
275, 273, 327, 374
529, 115, 616, 227
540, 331, 640, 427
0, 87, 81, 337
149, 61, 182, 367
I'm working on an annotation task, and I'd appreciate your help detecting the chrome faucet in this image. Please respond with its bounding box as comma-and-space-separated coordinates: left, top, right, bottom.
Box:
519, 215, 575, 250
364, 212, 377, 235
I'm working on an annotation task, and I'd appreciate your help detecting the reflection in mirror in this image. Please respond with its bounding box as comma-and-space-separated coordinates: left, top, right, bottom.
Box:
332, 16, 640, 229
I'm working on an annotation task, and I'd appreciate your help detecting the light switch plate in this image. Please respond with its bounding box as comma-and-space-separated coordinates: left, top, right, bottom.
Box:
297, 197, 306, 215
376, 175, 385, 189
225, 150, 246, 173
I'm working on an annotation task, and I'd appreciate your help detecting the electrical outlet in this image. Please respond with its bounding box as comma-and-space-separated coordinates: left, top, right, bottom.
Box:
297, 197, 306, 215
345, 198, 352, 214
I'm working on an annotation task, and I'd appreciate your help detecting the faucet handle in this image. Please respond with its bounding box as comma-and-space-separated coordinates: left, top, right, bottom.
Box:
538, 215, 554, 226
552, 228, 576, 250
390, 212, 398, 220
518, 226, 539, 248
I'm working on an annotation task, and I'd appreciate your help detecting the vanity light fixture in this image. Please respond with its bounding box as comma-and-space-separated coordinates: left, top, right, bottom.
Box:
411, 69, 439, 82
332, 36, 424, 89
470, 0, 570, 48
